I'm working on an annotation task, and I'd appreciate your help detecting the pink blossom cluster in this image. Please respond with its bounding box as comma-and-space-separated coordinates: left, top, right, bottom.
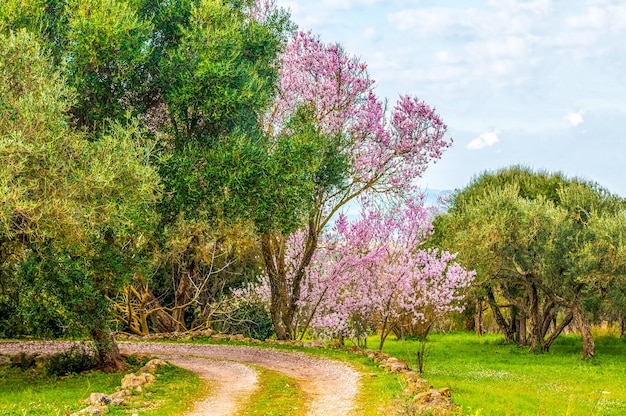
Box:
262, 30, 452, 208
230, 275, 272, 306
249, 20, 462, 341
245, 0, 277, 23
231, 201, 474, 341
298, 200, 475, 339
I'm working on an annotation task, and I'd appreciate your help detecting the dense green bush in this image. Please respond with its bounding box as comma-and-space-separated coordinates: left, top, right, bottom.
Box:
212, 301, 275, 341
10, 352, 39, 371
45, 345, 97, 377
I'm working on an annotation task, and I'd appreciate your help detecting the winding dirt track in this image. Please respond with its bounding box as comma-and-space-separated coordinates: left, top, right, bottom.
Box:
0, 341, 361, 416
159, 354, 259, 416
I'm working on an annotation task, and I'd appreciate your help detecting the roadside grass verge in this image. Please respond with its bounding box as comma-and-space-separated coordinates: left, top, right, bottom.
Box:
0, 357, 202, 415
237, 366, 306, 416
379, 331, 626, 416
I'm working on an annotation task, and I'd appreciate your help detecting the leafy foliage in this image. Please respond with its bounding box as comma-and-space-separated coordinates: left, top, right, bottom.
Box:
45, 345, 97, 377
212, 300, 275, 340
432, 167, 626, 356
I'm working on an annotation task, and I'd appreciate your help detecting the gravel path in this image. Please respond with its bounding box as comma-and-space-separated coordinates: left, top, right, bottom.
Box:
158, 354, 259, 416
0, 341, 361, 416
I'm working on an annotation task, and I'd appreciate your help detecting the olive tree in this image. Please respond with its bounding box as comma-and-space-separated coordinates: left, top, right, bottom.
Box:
0, 30, 160, 371
433, 167, 626, 357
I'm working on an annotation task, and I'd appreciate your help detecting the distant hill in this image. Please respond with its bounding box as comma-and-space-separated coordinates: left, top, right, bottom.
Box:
423, 189, 451, 207
329, 189, 452, 225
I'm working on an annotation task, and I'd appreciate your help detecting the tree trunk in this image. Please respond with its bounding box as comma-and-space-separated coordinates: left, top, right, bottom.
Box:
474, 299, 484, 337
517, 309, 527, 347
509, 305, 518, 342
171, 263, 195, 332
144, 289, 180, 333
464, 312, 475, 332
542, 310, 573, 353
572, 302, 595, 358
486, 286, 514, 343
283, 223, 318, 339
260, 233, 289, 340
620, 315, 625, 337
527, 283, 543, 353
90, 325, 125, 373
260, 223, 319, 341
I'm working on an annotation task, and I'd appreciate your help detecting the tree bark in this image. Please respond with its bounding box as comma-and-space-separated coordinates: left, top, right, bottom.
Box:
542, 310, 573, 352
572, 302, 595, 358
171, 261, 196, 332
146, 289, 180, 333
517, 309, 527, 347
260, 233, 289, 340
474, 299, 484, 337
621, 315, 625, 338
90, 325, 125, 373
486, 286, 514, 343
260, 222, 319, 341
509, 305, 518, 342
527, 283, 543, 353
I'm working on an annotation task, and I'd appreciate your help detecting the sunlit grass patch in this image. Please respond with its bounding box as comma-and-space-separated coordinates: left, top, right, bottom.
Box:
0, 358, 202, 415
378, 331, 626, 416
237, 367, 306, 416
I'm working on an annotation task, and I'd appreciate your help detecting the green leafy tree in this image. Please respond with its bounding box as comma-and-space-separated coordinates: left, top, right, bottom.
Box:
2, 0, 299, 337
433, 167, 626, 357
0, 30, 160, 371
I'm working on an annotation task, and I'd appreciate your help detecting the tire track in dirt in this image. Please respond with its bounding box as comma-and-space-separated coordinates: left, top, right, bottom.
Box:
158, 355, 258, 416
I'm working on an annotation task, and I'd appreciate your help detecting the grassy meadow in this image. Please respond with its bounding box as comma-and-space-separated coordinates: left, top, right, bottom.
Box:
381, 331, 626, 416
0, 360, 203, 415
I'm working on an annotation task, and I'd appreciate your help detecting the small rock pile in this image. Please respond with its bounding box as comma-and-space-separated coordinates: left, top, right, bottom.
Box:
70, 358, 169, 415
351, 348, 458, 415
116, 330, 324, 347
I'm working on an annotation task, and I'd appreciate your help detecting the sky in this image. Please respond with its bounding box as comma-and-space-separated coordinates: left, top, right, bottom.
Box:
275, 0, 626, 196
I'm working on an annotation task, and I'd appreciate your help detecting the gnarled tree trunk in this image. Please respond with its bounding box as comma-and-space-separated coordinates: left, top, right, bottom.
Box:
474, 298, 484, 337
517, 309, 527, 347
260, 222, 319, 340
572, 302, 595, 357
486, 286, 515, 343
541, 309, 573, 353
527, 283, 543, 353
90, 324, 125, 373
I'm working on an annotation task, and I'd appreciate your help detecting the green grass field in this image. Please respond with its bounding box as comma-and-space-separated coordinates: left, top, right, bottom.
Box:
381, 331, 626, 416
0, 360, 203, 415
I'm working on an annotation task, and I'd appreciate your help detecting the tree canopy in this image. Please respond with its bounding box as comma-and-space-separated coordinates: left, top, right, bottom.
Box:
0, 29, 160, 370
432, 166, 626, 357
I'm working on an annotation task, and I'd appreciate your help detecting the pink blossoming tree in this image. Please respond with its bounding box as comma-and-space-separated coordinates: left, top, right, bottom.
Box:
258, 29, 453, 340
299, 200, 474, 350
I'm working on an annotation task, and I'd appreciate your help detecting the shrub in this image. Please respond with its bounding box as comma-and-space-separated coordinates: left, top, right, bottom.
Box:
212, 300, 275, 340
10, 352, 39, 371
45, 345, 96, 376
123, 353, 151, 368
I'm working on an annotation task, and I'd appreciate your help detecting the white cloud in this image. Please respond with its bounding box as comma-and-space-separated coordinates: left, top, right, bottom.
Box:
387, 7, 473, 34
566, 7, 606, 30
467, 130, 500, 150
566, 110, 585, 127
362, 27, 379, 42
487, 0, 553, 15
435, 50, 461, 65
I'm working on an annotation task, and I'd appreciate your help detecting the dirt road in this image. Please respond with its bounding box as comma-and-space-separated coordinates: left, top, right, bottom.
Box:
0, 341, 361, 415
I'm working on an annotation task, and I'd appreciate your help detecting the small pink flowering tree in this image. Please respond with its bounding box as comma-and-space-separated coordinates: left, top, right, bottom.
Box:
258, 30, 452, 340
302, 200, 474, 350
